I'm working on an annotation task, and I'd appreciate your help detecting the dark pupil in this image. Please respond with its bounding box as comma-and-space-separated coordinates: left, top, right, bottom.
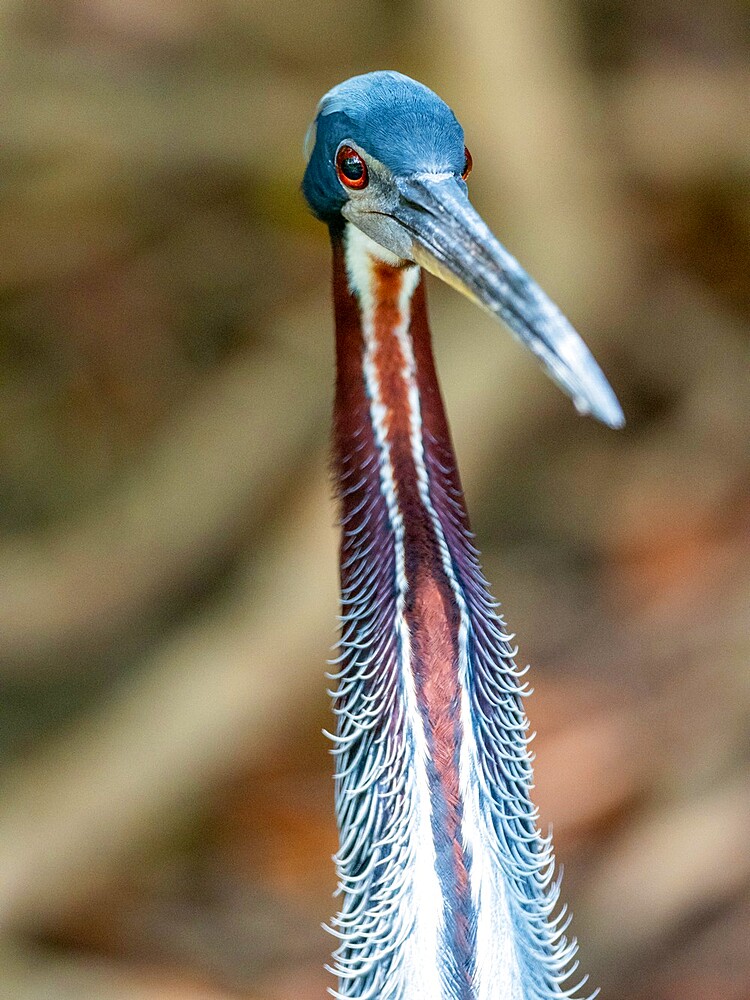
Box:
341, 156, 364, 181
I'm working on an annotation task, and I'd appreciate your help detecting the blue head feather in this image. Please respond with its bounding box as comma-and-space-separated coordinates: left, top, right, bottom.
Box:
302, 71, 465, 220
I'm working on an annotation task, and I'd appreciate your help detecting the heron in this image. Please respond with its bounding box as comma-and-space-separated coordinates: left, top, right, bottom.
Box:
302, 71, 623, 1000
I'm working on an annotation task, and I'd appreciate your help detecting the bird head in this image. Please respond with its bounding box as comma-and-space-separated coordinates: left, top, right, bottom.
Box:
303, 71, 624, 429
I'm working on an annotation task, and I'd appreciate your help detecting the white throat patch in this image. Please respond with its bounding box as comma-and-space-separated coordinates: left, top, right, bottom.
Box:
344, 222, 408, 275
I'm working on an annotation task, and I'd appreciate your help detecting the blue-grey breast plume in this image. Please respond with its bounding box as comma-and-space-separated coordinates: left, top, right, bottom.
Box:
303, 70, 622, 1000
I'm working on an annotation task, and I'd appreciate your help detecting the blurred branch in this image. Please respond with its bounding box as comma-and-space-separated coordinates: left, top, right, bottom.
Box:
613, 62, 750, 183
0, 937, 242, 1000
0, 300, 328, 673
0, 462, 337, 931
577, 769, 750, 970
427, 0, 640, 329
0, 45, 308, 177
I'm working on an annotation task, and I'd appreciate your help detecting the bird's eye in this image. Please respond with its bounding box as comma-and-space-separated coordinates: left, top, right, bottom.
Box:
336, 145, 369, 189
462, 146, 473, 180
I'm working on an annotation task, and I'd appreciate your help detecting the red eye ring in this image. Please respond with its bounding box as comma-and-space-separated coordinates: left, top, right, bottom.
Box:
462, 146, 473, 180
336, 145, 369, 190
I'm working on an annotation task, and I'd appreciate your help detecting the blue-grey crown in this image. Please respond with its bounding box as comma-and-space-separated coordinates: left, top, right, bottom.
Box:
302, 71, 465, 221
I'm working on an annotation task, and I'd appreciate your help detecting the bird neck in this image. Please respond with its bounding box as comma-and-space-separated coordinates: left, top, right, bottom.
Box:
331, 226, 472, 772
331, 223, 465, 528
331, 223, 475, 991
327, 223, 573, 1000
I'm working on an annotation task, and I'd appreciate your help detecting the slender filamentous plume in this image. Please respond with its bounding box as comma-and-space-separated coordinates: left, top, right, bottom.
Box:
302, 71, 623, 1000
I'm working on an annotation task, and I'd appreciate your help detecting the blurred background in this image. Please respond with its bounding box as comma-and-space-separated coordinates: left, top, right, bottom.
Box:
0, 0, 748, 997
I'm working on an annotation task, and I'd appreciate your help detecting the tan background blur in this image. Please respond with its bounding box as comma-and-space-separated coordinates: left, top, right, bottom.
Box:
0, 1, 748, 998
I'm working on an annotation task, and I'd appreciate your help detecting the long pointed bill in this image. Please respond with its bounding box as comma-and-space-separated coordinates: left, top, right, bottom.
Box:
392, 176, 625, 428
